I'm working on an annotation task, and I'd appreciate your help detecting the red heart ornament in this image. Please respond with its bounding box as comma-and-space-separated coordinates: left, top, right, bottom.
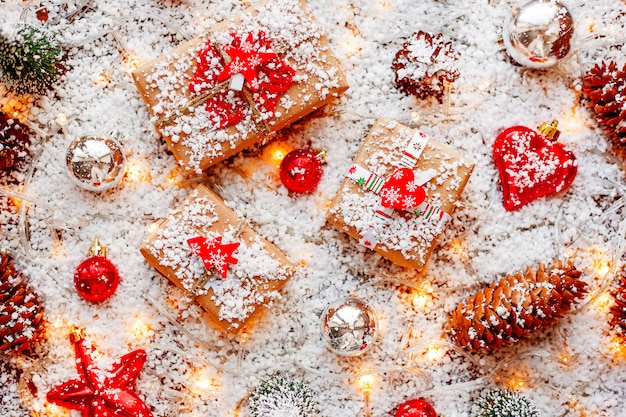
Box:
493, 125, 577, 211
380, 167, 426, 210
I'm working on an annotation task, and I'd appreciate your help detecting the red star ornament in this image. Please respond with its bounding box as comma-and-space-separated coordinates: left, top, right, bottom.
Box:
380, 167, 426, 210
217, 32, 277, 91
187, 235, 240, 278
46, 332, 153, 417
493, 124, 577, 211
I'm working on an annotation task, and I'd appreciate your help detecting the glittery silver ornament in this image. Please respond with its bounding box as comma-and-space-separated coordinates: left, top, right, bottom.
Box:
66, 135, 125, 192
502, 0, 573, 68
320, 297, 378, 356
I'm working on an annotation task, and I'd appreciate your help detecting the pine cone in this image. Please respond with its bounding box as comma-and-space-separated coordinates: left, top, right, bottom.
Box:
582, 61, 626, 158
392, 31, 460, 102
610, 267, 626, 338
0, 253, 45, 356
0, 111, 31, 172
447, 261, 587, 352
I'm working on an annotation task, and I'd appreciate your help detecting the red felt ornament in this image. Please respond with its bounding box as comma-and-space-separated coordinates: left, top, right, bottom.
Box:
279, 149, 324, 193
73, 239, 120, 303
187, 235, 240, 278
380, 167, 426, 210
188, 31, 295, 129
395, 399, 438, 417
493, 120, 577, 211
47, 328, 153, 417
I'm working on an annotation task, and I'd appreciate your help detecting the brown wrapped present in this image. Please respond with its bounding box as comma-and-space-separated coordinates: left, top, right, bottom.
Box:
141, 184, 294, 334
132, 0, 348, 173
328, 118, 474, 269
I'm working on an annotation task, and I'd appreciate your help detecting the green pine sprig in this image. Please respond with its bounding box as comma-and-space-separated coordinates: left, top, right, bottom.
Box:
472, 389, 539, 417
249, 374, 317, 417
0, 25, 61, 95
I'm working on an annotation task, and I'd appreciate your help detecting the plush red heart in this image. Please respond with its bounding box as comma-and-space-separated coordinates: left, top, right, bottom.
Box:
493, 125, 577, 211
380, 167, 426, 210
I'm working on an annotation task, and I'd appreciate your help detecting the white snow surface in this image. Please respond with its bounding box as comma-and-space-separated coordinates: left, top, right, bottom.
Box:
1, 0, 625, 416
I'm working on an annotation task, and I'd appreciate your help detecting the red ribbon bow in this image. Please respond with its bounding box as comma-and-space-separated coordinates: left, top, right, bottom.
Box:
189, 31, 296, 128
187, 235, 240, 278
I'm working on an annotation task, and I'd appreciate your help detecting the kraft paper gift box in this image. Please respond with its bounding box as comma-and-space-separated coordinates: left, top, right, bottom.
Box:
141, 184, 295, 334
133, 0, 349, 173
328, 118, 475, 270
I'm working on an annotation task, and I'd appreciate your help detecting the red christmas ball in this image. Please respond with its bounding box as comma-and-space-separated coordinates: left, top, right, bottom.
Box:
74, 256, 120, 302
279, 149, 323, 193
395, 399, 437, 417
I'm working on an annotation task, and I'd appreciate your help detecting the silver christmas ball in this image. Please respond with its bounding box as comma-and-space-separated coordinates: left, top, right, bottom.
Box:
66, 135, 126, 192
503, 0, 573, 68
320, 297, 378, 356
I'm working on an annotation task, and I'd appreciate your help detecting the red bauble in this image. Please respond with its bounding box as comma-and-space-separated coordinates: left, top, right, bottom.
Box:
280, 149, 323, 193
47, 331, 153, 417
395, 399, 437, 417
493, 123, 577, 211
74, 256, 120, 303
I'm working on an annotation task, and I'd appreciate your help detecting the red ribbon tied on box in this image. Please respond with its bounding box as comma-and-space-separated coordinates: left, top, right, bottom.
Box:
187, 236, 240, 278
189, 31, 296, 128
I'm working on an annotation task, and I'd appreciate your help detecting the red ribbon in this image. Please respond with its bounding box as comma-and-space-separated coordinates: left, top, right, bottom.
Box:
189, 31, 295, 128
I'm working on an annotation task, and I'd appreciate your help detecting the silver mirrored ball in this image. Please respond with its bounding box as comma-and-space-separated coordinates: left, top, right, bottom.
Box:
66, 135, 126, 192
320, 297, 378, 356
503, 0, 573, 68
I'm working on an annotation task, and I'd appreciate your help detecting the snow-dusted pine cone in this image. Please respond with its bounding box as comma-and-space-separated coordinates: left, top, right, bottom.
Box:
249, 374, 317, 417
392, 31, 460, 102
582, 61, 626, 158
447, 260, 587, 352
0, 253, 45, 356
610, 267, 626, 339
0, 111, 31, 172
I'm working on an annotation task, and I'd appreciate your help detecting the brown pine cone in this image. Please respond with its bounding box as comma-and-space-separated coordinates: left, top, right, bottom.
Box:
0, 253, 45, 356
392, 31, 460, 102
582, 61, 626, 158
0, 112, 31, 172
447, 260, 587, 352
610, 267, 626, 339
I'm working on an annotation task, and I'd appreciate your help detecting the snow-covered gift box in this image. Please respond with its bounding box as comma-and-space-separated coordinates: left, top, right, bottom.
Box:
140, 184, 295, 334
328, 118, 474, 270
132, 0, 349, 173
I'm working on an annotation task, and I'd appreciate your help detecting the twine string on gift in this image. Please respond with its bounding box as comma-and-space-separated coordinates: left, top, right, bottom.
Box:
345, 130, 451, 249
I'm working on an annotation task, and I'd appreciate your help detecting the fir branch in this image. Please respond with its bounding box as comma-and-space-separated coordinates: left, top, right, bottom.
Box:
249, 374, 317, 417
472, 389, 539, 417
0, 25, 61, 95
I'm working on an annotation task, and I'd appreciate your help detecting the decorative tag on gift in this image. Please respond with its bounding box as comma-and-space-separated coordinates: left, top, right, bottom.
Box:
188, 31, 296, 129
187, 235, 240, 278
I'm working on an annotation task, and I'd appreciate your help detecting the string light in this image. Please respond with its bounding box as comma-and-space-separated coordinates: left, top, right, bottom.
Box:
377, 1, 391, 10
410, 111, 420, 122
411, 291, 431, 309
261, 141, 294, 170
593, 291, 613, 314
424, 345, 445, 362
477, 79, 492, 91
188, 367, 220, 396
125, 160, 151, 183
130, 316, 153, 341
55, 113, 68, 126
357, 374, 374, 394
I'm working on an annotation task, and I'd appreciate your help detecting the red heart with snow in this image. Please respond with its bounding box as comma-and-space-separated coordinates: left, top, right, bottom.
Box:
493, 125, 577, 211
380, 167, 426, 210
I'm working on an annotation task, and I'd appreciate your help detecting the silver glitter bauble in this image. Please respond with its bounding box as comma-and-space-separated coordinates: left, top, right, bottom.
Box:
320, 297, 378, 356
503, 0, 573, 68
66, 135, 126, 192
